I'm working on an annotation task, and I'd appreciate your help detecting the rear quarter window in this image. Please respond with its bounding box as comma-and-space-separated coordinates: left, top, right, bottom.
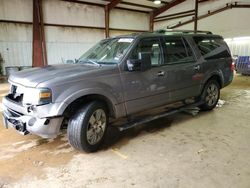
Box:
193, 36, 231, 60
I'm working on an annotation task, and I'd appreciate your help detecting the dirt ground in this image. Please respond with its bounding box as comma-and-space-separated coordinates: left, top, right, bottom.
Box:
0, 74, 249, 188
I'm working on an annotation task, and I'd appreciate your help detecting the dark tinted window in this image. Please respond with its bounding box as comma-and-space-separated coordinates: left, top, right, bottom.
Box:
193, 36, 231, 60
183, 39, 195, 60
163, 37, 195, 64
130, 38, 163, 66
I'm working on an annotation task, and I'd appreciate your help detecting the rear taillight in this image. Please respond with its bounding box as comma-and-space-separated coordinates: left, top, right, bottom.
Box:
231, 62, 235, 71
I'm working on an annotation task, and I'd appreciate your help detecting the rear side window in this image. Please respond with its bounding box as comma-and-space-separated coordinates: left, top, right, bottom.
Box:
163, 37, 195, 64
193, 36, 231, 60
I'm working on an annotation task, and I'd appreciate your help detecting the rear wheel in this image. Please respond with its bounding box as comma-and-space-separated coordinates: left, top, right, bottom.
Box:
200, 80, 220, 111
67, 101, 108, 152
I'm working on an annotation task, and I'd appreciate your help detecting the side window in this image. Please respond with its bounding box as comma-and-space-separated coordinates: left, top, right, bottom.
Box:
183, 39, 195, 62
193, 36, 231, 60
163, 37, 194, 64
129, 38, 162, 66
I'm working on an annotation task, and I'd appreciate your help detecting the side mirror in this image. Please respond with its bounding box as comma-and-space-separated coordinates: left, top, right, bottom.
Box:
127, 52, 151, 72
66, 59, 75, 64
127, 59, 141, 71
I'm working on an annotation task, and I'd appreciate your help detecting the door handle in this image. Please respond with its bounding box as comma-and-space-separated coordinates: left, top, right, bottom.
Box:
157, 71, 165, 76
194, 65, 200, 71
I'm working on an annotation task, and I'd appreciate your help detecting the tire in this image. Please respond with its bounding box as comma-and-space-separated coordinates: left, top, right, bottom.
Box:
67, 101, 108, 152
199, 80, 220, 111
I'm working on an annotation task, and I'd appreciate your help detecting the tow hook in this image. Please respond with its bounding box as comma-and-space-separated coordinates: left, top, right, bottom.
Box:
25, 104, 35, 113
12, 120, 29, 135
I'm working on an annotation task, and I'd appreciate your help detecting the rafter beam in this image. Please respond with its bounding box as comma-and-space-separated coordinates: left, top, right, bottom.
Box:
199, 0, 212, 3
119, 2, 156, 10
61, 0, 104, 7
149, 0, 186, 31
233, 3, 250, 8
107, 0, 122, 11
168, 4, 232, 29
155, 9, 195, 20
153, 0, 186, 17
154, 12, 194, 22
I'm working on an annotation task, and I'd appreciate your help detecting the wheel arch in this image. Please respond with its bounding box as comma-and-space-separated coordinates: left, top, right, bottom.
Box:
199, 73, 223, 98
206, 74, 223, 88
63, 94, 116, 118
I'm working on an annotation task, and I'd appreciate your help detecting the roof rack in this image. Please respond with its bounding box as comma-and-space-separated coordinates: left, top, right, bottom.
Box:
155, 29, 213, 35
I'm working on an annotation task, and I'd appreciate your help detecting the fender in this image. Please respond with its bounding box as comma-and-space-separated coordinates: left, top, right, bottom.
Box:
55, 87, 120, 116
200, 70, 224, 93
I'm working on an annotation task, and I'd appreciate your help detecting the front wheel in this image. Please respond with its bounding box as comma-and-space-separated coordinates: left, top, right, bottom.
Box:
200, 80, 220, 111
67, 101, 108, 152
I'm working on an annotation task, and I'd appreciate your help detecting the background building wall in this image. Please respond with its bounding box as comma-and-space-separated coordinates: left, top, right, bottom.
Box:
0, 0, 33, 74
154, 0, 250, 38
154, 0, 250, 57
0, 0, 149, 74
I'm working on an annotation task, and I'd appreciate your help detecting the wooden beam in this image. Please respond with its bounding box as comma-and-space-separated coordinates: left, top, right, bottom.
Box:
109, 28, 147, 33
153, 0, 186, 17
39, 0, 47, 66
154, 12, 195, 22
107, 0, 122, 11
105, 0, 122, 38
0, 20, 149, 32
168, 4, 232, 29
198, 0, 212, 3
61, 0, 149, 13
194, 0, 199, 32
0, 20, 32, 25
33, 0, 42, 67
149, 12, 154, 32
119, 2, 156, 9
155, 9, 195, 20
115, 7, 149, 13
105, 6, 109, 38
61, 0, 104, 7
32, 0, 47, 67
233, 4, 250, 8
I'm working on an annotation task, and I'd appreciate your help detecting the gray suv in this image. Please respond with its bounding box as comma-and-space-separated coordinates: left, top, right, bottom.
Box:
2, 30, 234, 152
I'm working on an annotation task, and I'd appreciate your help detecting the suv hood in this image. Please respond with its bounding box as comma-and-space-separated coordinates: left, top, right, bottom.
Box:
9, 64, 105, 88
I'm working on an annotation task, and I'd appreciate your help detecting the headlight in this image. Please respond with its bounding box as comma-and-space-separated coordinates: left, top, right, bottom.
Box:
22, 88, 52, 105
38, 88, 52, 105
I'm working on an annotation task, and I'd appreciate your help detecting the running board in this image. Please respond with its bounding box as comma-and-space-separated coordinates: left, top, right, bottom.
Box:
118, 101, 204, 132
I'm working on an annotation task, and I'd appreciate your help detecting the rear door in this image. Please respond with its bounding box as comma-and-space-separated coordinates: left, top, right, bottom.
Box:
160, 36, 202, 102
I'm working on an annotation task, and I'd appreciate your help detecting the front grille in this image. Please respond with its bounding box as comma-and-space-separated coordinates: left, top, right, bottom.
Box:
7, 93, 23, 104
10, 85, 17, 94
7, 85, 23, 104
7, 108, 23, 118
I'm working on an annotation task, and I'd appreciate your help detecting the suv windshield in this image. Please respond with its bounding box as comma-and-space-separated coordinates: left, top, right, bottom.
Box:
78, 38, 134, 65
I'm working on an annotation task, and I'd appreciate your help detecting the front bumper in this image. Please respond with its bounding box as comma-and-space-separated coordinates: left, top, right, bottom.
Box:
2, 97, 63, 138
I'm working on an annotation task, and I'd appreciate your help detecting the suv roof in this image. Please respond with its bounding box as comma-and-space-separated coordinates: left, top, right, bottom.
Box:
114, 29, 222, 40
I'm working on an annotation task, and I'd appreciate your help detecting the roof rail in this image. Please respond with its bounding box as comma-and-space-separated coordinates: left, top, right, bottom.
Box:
155, 29, 213, 35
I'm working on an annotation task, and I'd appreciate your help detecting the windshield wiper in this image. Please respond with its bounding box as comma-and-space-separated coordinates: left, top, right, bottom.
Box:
98, 62, 117, 65
87, 59, 101, 66
78, 59, 101, 66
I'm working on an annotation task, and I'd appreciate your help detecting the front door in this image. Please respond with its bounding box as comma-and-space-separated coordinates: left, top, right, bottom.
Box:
120, 37, 171, 115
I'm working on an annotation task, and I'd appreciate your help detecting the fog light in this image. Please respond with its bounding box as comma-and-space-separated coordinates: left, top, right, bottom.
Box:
44, 119, 50, 125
